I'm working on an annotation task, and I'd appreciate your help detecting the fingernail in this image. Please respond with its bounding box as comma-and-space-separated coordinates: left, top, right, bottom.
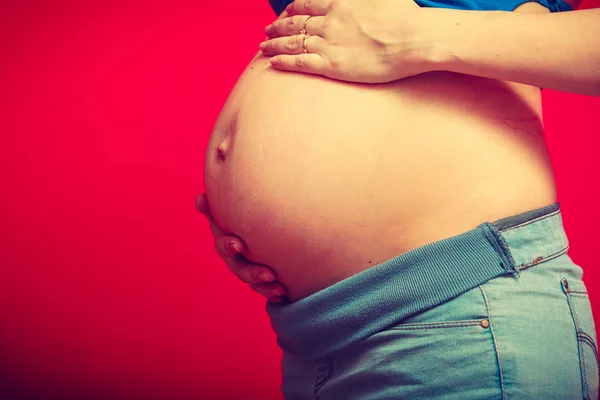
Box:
230, 241, 242, 253
259, 41, 267, 50
272, 288, 285, 297
260, 272, 276, 282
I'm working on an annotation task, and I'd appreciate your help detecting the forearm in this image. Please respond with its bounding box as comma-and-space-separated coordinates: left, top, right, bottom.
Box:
424, 8, 600, 96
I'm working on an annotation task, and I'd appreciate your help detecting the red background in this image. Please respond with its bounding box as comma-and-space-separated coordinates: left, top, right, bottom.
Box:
1, 1, 599, 399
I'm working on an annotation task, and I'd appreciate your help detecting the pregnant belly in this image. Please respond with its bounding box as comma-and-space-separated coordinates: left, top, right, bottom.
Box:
204, 53, 556, 302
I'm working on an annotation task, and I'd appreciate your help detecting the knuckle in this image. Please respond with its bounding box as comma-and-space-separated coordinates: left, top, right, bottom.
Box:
304, 0, 313, 11
285, 37, 301, 51
329, 0, 341, 11
294, 56, 306, 69
322, 16, 336, 32
329, 55, 344, 71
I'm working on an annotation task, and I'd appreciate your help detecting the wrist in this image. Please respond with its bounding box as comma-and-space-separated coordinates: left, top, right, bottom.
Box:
421, 9, 516, 77
418, 8, 461, 74
387, 7, 457, 78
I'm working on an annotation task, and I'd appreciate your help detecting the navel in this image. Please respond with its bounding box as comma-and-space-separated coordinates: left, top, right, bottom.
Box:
217, 135, 231, 161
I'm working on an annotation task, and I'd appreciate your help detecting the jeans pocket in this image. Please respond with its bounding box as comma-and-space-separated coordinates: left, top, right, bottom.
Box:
562, 277, 600, 400
326, 286, 503, 399
388, 284, 490, 328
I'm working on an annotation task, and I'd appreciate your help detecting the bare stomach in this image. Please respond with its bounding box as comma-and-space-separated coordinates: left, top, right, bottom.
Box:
204, 4, 556, 302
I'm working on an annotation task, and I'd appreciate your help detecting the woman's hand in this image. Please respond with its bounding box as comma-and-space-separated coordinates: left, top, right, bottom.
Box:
196, 193, 289, 303
260, 0, 436, 83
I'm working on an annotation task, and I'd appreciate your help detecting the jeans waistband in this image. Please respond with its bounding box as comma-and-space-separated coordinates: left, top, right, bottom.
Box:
266, 203, 569, 359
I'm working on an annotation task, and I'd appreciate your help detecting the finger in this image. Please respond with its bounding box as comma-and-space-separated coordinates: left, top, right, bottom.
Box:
260, 34, 312, 56
226, 256, 283, 285
249, 282, 289, 299
276, 8, 290, 20
265, 15, 325, 38
215, 235, 246, 257
269, 53, 329, 77
265, 15, 306, 37
286, 0, 329, 16
195, 193, 213, 220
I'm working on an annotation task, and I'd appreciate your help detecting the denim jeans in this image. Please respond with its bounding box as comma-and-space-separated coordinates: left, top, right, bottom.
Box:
266, 203, 599, 399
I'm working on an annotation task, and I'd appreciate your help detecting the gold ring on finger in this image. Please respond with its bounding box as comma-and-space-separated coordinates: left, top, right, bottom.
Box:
303, 34, 310, 54
300, 16, 312, 36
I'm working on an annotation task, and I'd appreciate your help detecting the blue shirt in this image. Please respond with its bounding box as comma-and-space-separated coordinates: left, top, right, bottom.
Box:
269, 0, 572, 15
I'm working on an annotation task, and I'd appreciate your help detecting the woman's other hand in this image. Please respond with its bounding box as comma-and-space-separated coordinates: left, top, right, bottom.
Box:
261, 0, 436, 83
196, 193, 289, 303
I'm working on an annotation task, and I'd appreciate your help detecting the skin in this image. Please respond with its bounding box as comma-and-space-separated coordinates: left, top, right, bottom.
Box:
262, 0, 430, 83
196, 193, 289, 303
199, 0, 599, 302
261, 0, 600, 95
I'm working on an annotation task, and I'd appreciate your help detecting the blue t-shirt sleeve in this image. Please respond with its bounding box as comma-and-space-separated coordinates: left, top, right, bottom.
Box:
269, 0, 294, 15
269, 0, 571, 14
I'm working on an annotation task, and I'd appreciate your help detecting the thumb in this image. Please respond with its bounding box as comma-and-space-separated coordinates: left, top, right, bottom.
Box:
195, 193, 213, 221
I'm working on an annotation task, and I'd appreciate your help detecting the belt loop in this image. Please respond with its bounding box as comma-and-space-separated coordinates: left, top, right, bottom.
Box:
480, 223, 519, 276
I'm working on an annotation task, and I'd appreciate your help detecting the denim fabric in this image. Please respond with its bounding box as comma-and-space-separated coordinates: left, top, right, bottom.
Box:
266, 204, 599, 399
